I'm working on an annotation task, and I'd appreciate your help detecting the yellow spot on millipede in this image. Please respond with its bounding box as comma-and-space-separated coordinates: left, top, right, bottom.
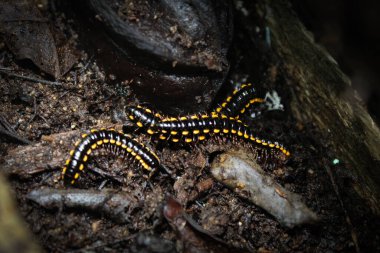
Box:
182, 130, 189, 135
79, 164, 84, 171
137, 122, 143, 127
109, 139, 115, 144
70, 150, 74, 156
203, 129, 210, 134
97, 140, 103, 145
213, 129, 220, 133
171, 131, 178, 135
198, 136, 206, 141
185, 138, 193, 143
250, 98, 264, 104
74, 173, 80, 179
91, 143, 97, 149
147, 129, 154, 135
223, 129, 229, 133
193, 129, 200, 135
83, 155, 88, 162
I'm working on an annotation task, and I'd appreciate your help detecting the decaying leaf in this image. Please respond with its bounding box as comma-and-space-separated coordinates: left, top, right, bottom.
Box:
0, 0, 77, 78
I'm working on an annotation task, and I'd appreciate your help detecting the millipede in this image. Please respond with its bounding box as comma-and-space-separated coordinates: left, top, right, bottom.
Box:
126, 106, 290, 156
63, 83, 290, 186
62, 128, 161, 185
214, 83, 265, 119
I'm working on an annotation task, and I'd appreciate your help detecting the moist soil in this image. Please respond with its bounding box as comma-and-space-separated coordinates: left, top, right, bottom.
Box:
0, 1, 378, 252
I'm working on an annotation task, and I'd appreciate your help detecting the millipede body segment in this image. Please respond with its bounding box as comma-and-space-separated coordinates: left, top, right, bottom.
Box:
62, 129, 160, 185
215, 83, 265, 118
126, 106, 290, 156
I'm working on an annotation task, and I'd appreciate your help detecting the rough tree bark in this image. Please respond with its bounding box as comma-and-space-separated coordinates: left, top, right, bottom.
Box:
262, 0, 380, 213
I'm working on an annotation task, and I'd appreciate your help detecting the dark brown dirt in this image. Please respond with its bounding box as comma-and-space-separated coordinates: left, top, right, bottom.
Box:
0, 1, 378, 253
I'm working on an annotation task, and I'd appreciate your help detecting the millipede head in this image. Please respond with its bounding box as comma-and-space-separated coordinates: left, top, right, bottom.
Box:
125, 106, 160, 128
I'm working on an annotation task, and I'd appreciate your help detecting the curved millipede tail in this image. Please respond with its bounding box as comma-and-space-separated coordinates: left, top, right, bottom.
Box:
62, 129, 160, 186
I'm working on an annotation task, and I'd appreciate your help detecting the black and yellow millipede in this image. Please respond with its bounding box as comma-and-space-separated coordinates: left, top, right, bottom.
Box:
62, 82, 289, 186
126, 106, 291, 157
62, 129, 161, 185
